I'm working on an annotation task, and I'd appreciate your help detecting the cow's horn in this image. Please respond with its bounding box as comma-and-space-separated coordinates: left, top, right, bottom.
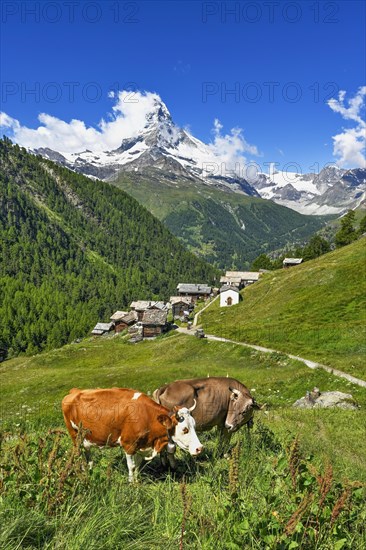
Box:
188, 399, 197, 412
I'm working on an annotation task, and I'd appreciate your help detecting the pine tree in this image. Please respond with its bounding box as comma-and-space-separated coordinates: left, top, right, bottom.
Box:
251, 253, 273, 271
302, 235, 331, 260
358, 214, 366, 236
335, 210, 357, 248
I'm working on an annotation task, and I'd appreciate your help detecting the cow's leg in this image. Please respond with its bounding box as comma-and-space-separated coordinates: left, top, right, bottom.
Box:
125, 453, 138, 482
82, 439, 93, 469
166, 445, 177, 469
217, 426, 232, 457
245, 418, 254, 448
161, 444, 176, 469
160, 448, 168, 468
134, 453, 143, 469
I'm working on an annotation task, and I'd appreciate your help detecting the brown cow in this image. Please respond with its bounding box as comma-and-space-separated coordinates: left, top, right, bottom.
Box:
153, 377, 262, 453
62, 388, 203, 481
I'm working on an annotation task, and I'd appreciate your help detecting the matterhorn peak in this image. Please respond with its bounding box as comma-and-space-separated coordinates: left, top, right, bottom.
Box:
144, 97, 172, 127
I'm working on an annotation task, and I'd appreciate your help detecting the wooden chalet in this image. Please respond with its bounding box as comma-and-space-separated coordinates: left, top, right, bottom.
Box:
283, 258, 303, 268
170, 296, 193, 318
141, 309, 168, 338
110, 310, 138, 333
176, 283, 212, 302
91, 322, 114, 336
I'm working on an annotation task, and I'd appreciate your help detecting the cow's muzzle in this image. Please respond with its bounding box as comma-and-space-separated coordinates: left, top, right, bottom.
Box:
191, 445, 203, 456
225, 422, 235, 432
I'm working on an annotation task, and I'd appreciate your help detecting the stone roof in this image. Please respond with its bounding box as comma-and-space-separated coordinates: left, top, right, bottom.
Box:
141, 309, 168, 326
119, 311, 138, 325
152, 301, 169, 310
220, 276, 242, 284
220, 285, 240, 293
177, 283, 212, 295
110, 310, 128, 321
130, 300, 155, 311
92, 322, 114, 334
224, 271, 261, 281
170, 296, 192, 305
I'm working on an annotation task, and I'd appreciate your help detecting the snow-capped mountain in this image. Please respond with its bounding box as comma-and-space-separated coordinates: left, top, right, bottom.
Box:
35, 97, 259, 197
34, 96, 366, 215
251, 166, 366, 215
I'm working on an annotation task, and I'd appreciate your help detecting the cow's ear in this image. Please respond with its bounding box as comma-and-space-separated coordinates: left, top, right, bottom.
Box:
229, 387, 240, 399
157, 414, 173, 429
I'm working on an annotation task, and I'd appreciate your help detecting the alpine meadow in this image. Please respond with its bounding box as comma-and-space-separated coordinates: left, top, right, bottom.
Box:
1, 2, 366, 549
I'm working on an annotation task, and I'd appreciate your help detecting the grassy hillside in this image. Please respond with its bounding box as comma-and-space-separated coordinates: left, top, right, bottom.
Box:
0, 139, 218, 357
201, 238, 366, 378
112, 170, 330, 268
1, 333, 365, 548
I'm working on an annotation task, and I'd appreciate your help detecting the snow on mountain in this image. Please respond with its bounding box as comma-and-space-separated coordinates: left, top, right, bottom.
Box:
34, 97, 259, 197
251, 166, 366, 215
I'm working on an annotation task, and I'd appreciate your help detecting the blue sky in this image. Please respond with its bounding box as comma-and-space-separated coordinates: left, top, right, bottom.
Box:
1, 0, 365, 172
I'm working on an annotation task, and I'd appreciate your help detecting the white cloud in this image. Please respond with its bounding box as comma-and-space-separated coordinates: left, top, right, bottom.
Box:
0, 112, 20, 130
327, 86, 366, 168
207, 118, 260, 173
0, 90, 164, 153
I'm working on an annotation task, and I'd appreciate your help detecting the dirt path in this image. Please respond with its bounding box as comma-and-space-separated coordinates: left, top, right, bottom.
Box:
193, 295, 219, 326
176, 327, 366, 389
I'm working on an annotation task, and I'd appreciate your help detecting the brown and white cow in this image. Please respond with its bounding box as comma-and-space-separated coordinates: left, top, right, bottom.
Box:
62, 387, 203, 481
153, 377, 262, 453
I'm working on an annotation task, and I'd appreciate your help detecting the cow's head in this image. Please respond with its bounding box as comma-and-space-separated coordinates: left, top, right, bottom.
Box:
225, 388, 261, 432
158, 400, 203, 456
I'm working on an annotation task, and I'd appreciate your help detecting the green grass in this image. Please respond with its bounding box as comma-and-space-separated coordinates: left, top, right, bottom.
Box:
1, 332, 366, 548
201, 238, 366, 378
